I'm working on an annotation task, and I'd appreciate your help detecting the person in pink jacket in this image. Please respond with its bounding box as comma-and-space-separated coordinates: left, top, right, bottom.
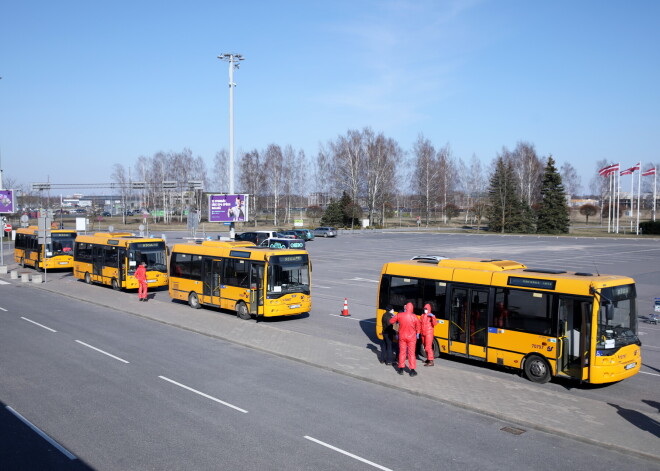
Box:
420, 303, 438, 366
390, 302, 421, 376
135, 261, 148, 302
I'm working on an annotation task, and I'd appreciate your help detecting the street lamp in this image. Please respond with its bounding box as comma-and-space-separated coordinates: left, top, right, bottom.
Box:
217, 53, 244, 238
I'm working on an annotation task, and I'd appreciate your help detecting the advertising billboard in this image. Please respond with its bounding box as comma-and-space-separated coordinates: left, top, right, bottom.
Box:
208, 194, 249, 223
0, 189, 16, 214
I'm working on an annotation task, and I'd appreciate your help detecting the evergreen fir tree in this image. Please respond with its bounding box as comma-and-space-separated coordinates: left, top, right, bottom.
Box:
536, 156, 570, 234
320, 199, 343, 226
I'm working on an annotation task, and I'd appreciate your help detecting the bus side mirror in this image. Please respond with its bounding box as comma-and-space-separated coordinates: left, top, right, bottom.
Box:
605, 303, 614, 322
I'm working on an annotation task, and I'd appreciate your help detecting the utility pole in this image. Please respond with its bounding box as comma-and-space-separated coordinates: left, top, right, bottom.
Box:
217, 53, 244, 239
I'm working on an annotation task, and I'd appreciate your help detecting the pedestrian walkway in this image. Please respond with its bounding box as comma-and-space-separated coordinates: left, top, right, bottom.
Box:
3, 268, 659, 463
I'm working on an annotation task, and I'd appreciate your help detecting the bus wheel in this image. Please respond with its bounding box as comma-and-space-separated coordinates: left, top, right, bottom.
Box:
524, 355, 551, 383
84, 272, 92, 284
236, 302, 251, 320
188, 292, 201, 309
111, 278, 120, 291
417, 339, 440, 360
20, 258, 25, 268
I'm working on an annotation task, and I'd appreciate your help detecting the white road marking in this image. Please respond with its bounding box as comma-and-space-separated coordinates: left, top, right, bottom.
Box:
643, 344, 660, 350
304, 436, 392, 471
6, 406, 77, 460
346, 277, 379, 283
329, 314, 376, 323
158, 376, 248, 414
0, 280, 10, 285
0, 306, 8, 311
21, 317, 57, 332
640, 371, 660, 377
75, 340, 129, 364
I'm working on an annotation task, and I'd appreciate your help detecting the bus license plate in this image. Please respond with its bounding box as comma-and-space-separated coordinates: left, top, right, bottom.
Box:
625, 362, 636, 370
290, 304, 301, 309
59, 262, 68, 265
147, 279, 157, 284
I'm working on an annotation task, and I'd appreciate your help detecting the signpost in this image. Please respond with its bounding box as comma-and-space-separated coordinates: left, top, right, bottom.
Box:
38, 215, 52, 283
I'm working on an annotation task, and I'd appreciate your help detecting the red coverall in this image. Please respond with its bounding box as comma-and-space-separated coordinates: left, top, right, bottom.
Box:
135, 263, 148, 300
420, 303, 438, 361
390, 302, 421, 370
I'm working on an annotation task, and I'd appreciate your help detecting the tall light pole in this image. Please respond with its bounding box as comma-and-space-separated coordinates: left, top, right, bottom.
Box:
217, 53, 243, 238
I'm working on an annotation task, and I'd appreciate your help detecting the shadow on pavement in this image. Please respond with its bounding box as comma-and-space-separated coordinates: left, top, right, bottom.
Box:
609, 403, 660, 439
0, 401, 93, 470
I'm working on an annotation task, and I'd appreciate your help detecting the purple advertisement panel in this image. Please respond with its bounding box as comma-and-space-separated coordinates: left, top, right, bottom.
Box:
208, 194, 249, 223
0, 189, 16, 214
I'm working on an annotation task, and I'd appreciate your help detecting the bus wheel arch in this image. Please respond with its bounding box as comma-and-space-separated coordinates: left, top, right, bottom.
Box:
84, 272, 92, 284
111, 278, 120, 291
523, 354, 551, 383
236, 302, 251, 320
188, 292, 201, 309
20, 257, 25, 268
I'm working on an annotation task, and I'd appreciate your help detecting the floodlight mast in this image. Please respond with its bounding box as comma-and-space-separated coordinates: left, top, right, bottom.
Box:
218, 53, 244, 238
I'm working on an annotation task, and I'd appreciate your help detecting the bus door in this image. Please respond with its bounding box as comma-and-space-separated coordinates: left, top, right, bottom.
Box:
558, 296, 591, 380
117, 248, 127, 284
449, 287, 488, 359
92, 246, 104, 280
249, 262, 265, 315
203, 258, 223, 306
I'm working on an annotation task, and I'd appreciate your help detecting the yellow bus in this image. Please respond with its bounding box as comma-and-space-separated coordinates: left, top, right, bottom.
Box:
169, 240, 311, 320
14, 226, 77, 270
73, 232, 168, 290
375, 257, 641, 384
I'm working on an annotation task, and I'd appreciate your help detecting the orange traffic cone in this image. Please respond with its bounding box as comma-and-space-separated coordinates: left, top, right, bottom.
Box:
341, 298, 350, 316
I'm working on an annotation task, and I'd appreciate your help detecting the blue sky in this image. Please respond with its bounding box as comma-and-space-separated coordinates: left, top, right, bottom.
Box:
1, 0, 658, 195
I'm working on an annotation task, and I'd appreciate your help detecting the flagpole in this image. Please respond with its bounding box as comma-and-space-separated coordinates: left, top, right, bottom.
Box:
608, 171, 613, 232
636, 161, 641, 235
616, 166, 621, 233
629, 169, 634, 233
654, 168, 657, 222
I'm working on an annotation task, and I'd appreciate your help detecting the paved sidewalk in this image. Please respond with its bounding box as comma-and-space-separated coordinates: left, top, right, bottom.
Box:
5, 269, 659, 463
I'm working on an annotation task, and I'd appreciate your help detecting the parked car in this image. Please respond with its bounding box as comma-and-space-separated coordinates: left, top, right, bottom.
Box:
293, 229, 314, 241
279, 230, 302, 239
101, 211, 112, 217
313, 227, 337, 237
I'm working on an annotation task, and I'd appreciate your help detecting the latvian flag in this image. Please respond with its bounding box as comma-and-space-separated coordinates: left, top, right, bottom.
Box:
621, 162, 641, 176
598, 164, 619, 176
642, 167, 656, 177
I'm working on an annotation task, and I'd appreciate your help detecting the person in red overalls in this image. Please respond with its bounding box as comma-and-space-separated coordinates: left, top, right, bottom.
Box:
420, 303, 438, 367
390, 302, 421, 377
135, 261, 148, 302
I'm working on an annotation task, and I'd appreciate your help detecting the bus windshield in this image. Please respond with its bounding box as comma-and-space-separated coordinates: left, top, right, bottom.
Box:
129, 242, 168, 273
46, 233, 76, 257
597, 284, 639, 352
267, 254, 310, 295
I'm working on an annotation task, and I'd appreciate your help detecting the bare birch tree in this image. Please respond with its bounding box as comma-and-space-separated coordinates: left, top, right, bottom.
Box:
560, 161, 581, 199
263, 144, 284, 225
412, 134, 438, 226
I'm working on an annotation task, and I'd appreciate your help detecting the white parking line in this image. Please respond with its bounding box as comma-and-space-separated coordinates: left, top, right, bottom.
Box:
21, 317, 57, 332
329, 314, 376, 323
304, 436, 392, 471
75, 340, 129, 364
158, 376, 248, 414
0, 306, 8, 311
6, 406, 77, 460
640, 371, 660, 377
0, 280, 10, 285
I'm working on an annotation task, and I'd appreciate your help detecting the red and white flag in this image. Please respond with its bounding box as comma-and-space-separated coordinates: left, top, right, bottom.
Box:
630, 162, 641, 172
599, 164, 620, 176
642, 167, 656, 176
620, 168, 633, 176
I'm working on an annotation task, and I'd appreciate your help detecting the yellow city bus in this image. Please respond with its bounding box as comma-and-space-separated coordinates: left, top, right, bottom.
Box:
14, 226, 77, 270
73, 232, 169, 290
169, 240, 311, 320
375, 257, 641, 384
